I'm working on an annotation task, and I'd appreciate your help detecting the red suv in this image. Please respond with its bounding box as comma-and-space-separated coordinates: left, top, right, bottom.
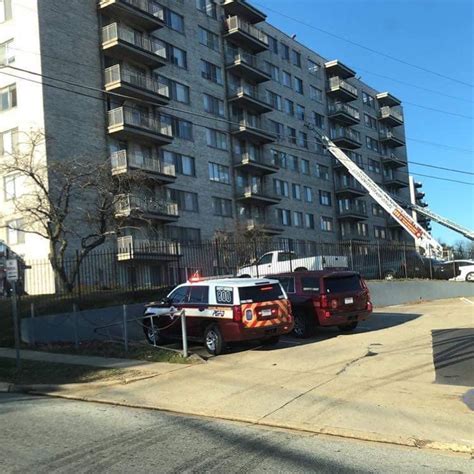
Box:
272, 271, 372, 338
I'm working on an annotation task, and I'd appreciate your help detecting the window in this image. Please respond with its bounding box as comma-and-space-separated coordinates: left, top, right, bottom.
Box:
160, 77, 190, 103
293, 211, 303, 227
320, 216, 333, 232
209, 162, 230, 184
276, 276, 295, 293
291, 50, 301, 67
292, 183, 301, 200
271, 149, 286, 168
319, 190, 332, 206
366, 136, 380, 152
168, 286, 188, 304
294, 77, 303, 94
201, 60, 223, 84
0, 0, 12, 23
267, 90, 282, 111
167, 44, 187, 68
297, 131, 308, 148
296, 104, 305, 120
301, 159, 310, 175
269, 120, 284, 138
364, 113, 377, 130
168, 189, 198, 212
166, 226, 201, 243
0, 39, 14, 64
0, 128, 18, 155
362, 91, 375, 108
315, 164, 329, 180
372, 203, 384, 217
6, 219, 25, 245
282, 70, 292, 88
281, 43, 290, 60
277, 209, 291, 226
164, 8, 184, 33
374, 225, 387, 239
198, 26, 219, 51
304, 186, 312, 202
203, 93, 224, 117
310, 85, 322, 102
163, 151, 195, 176
287, 154, 298, 172
3, 173, 23, 200
196, 0, 217, 19
171, 117, 193, 140
283, 99, 294, 116
305, 213, 315, 229
205, 128, 227, 150
368, 158, 381, 174
313, 112, 325, 129
213, 197, 233, 217
0, 84, 16, 111
274, 179, 289, 197
188, 286, 209, 304
268, 35, 278, 54
348, 151, 364, 168
357, 222, 369, 237
287, 127, 296, 144
307, 59, 320, 75
265, 62, 279, 82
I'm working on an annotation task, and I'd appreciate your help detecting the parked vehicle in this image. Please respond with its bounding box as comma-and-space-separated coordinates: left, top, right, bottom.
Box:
272, 271, 372, 338
236, 250, 348, 278
143, 277, 293, 355
438, 260, 474, 282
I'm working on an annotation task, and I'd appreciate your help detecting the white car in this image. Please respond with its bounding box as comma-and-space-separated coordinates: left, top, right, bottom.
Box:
443, 260, 474, 282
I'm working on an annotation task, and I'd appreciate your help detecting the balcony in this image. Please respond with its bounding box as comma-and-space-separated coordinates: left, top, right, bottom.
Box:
115, 194, 179, 221
111, 149, 176, 183
224, 16, 269, 53
335, 180, 367, 198
337, 205, 368, 221
383, 173, 409, 189
327, 76, 358, 102
379, 106, 404, 127
221, 0, 266, 24
328, 102, 360, 126
231, 117, 277, 144
102, 23, 167, 67
376, 92, 401, 107
99, 0, 165, 31
341, 231, 370, 242
325, 60, 356, 79
117, 236, 180, 262
244, 218, 283, 235
381, 152, 406, 168
225, 51, 271, 83
234, 152, 279, 175
330, 127, 362, 149
104, 65, 169, 105
379, 129, 405, 147
228, 86, 272, 114
236, 185, 281, 205
107, 107, 173, 145
387, 218, 403, 229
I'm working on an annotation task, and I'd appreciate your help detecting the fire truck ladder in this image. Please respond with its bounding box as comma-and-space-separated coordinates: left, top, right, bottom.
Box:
406, 203, 474, 241
305, 124, 444, 258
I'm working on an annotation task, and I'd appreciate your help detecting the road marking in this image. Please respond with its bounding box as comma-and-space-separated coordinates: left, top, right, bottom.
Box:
460, 297, 474, 305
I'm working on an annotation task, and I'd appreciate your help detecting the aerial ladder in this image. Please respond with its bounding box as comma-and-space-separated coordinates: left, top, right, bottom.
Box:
305, 124, 444, 258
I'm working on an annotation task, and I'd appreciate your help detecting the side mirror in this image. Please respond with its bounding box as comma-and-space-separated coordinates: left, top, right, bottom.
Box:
161, 297, 172, 306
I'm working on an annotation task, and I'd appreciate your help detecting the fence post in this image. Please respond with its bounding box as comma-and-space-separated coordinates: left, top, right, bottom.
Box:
254, 240, 259, 277
72, 303, 79, 350
75, 250, 82, 301
215, 239, 221, 276
377, 242, 382, 279
349, 240, 354, 270
403, 242, 408, 279
122, 304, 129, 352
428, 246, 433, 280
176, 241, 182, 284
30, 302, 36, 346
180, 310, 188, 358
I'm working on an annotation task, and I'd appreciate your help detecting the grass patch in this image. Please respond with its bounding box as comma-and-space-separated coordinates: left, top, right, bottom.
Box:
0, 357, 135, 385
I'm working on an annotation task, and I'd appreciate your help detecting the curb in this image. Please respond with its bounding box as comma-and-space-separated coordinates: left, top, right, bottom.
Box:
10, 385, 473, 456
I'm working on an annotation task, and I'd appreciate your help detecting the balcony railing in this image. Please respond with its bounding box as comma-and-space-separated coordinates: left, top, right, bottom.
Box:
108, 107, 173, 137
228, 85, 268, 103
104, 65, 169, 98
328, 103, 360, 120
118, 0, 164, 19
237, 185, 278, 200
225, 50, 258, 68
338, 204, 368, 218
245, 218, 282, 233
336, 179, 366, 193
380, 106, 403, 122
224, 16, 268, 45
102, 23, 167, 59
379, 129, 405, 144
117, 235, 180, 260
115, 194, 178, 217
328, 77, 358, 97
235, 151, 278, 168
330, 127, 361, 143
111, 149, 175, 177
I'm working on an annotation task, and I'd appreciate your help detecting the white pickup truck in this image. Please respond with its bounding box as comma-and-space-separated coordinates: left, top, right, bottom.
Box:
236, 250, 348, 278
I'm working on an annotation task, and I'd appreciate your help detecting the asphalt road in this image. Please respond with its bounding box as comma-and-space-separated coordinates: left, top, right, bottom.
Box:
0, 394, 471, 473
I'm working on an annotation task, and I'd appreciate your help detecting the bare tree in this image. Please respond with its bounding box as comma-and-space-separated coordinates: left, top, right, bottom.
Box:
0, 130, 141, 292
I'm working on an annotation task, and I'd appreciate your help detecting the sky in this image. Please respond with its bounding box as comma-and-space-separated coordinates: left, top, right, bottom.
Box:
256, 0, 474, 246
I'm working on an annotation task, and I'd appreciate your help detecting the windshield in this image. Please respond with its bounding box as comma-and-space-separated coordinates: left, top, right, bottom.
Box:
239, 284, 285, 303
324, 275, 362, 294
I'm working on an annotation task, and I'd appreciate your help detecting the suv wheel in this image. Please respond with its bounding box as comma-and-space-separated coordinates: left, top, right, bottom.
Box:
143, 318, 166, 345
293, 312, 314, 338
204, 324, 224, 356
338, 321, 358, 332
466, 272, 474, 282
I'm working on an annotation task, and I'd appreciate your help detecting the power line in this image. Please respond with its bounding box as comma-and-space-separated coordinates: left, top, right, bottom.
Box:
255, 1, 474, 89
2, 67, 473, 187
403, 101, 473, 120
409, 161, 474, 176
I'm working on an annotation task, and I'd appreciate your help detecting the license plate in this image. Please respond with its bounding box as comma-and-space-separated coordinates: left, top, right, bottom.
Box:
261, 308, 272, 317
344, 297, 354, 304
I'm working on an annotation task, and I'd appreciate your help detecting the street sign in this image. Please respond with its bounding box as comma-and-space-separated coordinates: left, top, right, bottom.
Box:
6, 259, 19, 281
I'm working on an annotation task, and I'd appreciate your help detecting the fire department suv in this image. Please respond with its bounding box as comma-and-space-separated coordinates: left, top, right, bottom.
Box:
143, 277, 294, 355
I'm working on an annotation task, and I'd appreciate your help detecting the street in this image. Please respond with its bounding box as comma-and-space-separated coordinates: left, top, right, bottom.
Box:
0, 393, 472, 474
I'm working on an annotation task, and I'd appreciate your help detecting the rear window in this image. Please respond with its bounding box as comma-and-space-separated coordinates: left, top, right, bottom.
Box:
324, 275, 362, 294
301, 277, 320, 294
274, 276, 295, 293
239, 284, 285, 303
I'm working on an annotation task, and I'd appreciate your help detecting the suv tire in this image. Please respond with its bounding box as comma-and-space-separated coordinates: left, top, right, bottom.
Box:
466, 272, 474, 282
204, 324, 224, 356
143, 317, 167, 345
293, 312, 314, 338
338, 321, 358, 332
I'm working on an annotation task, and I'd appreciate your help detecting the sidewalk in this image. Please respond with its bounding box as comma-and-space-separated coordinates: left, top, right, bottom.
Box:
2, 298, 473, 454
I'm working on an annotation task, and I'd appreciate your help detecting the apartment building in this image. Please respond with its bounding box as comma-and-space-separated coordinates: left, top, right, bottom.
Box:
0, 0, 414, 288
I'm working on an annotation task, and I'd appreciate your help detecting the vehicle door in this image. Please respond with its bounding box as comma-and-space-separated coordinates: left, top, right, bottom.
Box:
185, 285, 212, 337
275, 252, 294, 273
154, 285, 189, 336
256, 253, 274, 276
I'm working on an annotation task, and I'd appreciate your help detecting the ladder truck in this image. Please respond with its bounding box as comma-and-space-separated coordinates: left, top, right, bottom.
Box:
305, 124, 444, 258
